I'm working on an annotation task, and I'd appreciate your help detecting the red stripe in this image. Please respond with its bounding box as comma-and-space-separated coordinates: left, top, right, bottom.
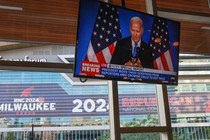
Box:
161, 53, 170, 71
96, 51, 106, 63
153, 60, 158, 70
108, 43, 115, 55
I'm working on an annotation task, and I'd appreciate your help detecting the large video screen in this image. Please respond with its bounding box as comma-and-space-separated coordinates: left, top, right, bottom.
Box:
74, 0, 180, 85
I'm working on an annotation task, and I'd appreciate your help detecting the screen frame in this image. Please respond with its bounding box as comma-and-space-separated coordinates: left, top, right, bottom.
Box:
74, 0, 180, 85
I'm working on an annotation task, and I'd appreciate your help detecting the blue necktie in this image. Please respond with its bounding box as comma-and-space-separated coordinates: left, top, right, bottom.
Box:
132, 43, 138, 57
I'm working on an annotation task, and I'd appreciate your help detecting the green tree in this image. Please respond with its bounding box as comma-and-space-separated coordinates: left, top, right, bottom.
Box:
97, 131, 110, 140
6, 132, 15, 140
172, 132, 183, 140
123, 114, 158, 127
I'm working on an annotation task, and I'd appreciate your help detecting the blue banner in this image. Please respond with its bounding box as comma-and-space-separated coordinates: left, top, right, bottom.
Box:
1, 84, 209, 117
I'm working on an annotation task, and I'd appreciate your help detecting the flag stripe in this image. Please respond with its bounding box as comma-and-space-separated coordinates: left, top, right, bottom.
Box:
102, 47, 112, 63
109, 41, 116, 55
161, 53, 170, 71
165, 50, 174, 71
155, 57, 164, 70
153, 60, 158, 70
87, 41, 97, 62
96, 51, 106, 63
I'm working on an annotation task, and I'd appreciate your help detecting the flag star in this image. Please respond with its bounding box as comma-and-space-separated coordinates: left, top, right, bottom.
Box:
96, 24, 99, 27
152, 37, 154, 40
156, 33, 159, 36
103, 19, 106, 23
162, 22, 165, 25
98, 16, 101, 20
101, 27, 105, 31
158, 19, 160, 22
112, 8, 114, 11
105, 12, 108, 15
97, 43, 101, 47
110, 15, 113, 18
157, 26, 159, 29
164, 38, 167, 41
106, 4, 109, 7
154, 24, 156, 27
158, 49, 161, 52
109, 22, 112, 26
150, 44, 152, 47
153, 30, 155, 33
106, 38, 109, 42
153, 46, 156, 49
116, 18, 119, 22
161, 29, 163, 32
152, 53, 155, 56
100, 9, 103, 12
159, 42, 161, 45
114, 26, 118, 29
166, 32, 168, 35
160, 36, 162, 38
113, 34, 116, 37
93, 32, 97, 35
99, 35, 103, 39
163, 45, 166, 48
107, 30, 111, 34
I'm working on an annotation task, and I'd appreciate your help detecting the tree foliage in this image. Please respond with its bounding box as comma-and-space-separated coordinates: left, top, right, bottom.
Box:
6, 132, 15, 140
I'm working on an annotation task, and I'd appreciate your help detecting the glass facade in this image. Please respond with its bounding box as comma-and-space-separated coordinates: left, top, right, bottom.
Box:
1, 68, 210, 139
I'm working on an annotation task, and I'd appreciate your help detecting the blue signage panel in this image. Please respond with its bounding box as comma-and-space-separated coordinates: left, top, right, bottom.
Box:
0, 84, 209, 117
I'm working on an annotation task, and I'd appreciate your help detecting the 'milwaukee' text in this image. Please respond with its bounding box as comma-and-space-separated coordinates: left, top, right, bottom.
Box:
0, 103, 56, 111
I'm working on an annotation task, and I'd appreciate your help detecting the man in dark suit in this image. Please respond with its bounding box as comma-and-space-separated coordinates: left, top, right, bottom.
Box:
110, 17, 154, 69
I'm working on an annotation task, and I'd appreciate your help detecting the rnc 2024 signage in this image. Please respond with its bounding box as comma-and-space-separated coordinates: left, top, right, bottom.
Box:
1, 83, 210, 118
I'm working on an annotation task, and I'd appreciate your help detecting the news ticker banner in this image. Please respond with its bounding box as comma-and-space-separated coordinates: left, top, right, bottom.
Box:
81, 61, 177, 84
0, 83, 210, 118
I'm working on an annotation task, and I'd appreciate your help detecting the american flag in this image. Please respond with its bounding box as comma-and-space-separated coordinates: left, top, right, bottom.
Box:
149, 17, 174, 72
85, 3, 122, 64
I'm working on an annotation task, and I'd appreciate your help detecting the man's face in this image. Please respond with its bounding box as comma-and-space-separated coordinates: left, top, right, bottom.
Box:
130, 21, 143, 43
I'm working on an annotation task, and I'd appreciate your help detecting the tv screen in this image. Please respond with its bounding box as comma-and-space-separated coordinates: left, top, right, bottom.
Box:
74, 0, 180, 85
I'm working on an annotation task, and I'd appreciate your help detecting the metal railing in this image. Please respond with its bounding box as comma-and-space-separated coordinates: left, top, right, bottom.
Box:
1, 124, 210, 140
